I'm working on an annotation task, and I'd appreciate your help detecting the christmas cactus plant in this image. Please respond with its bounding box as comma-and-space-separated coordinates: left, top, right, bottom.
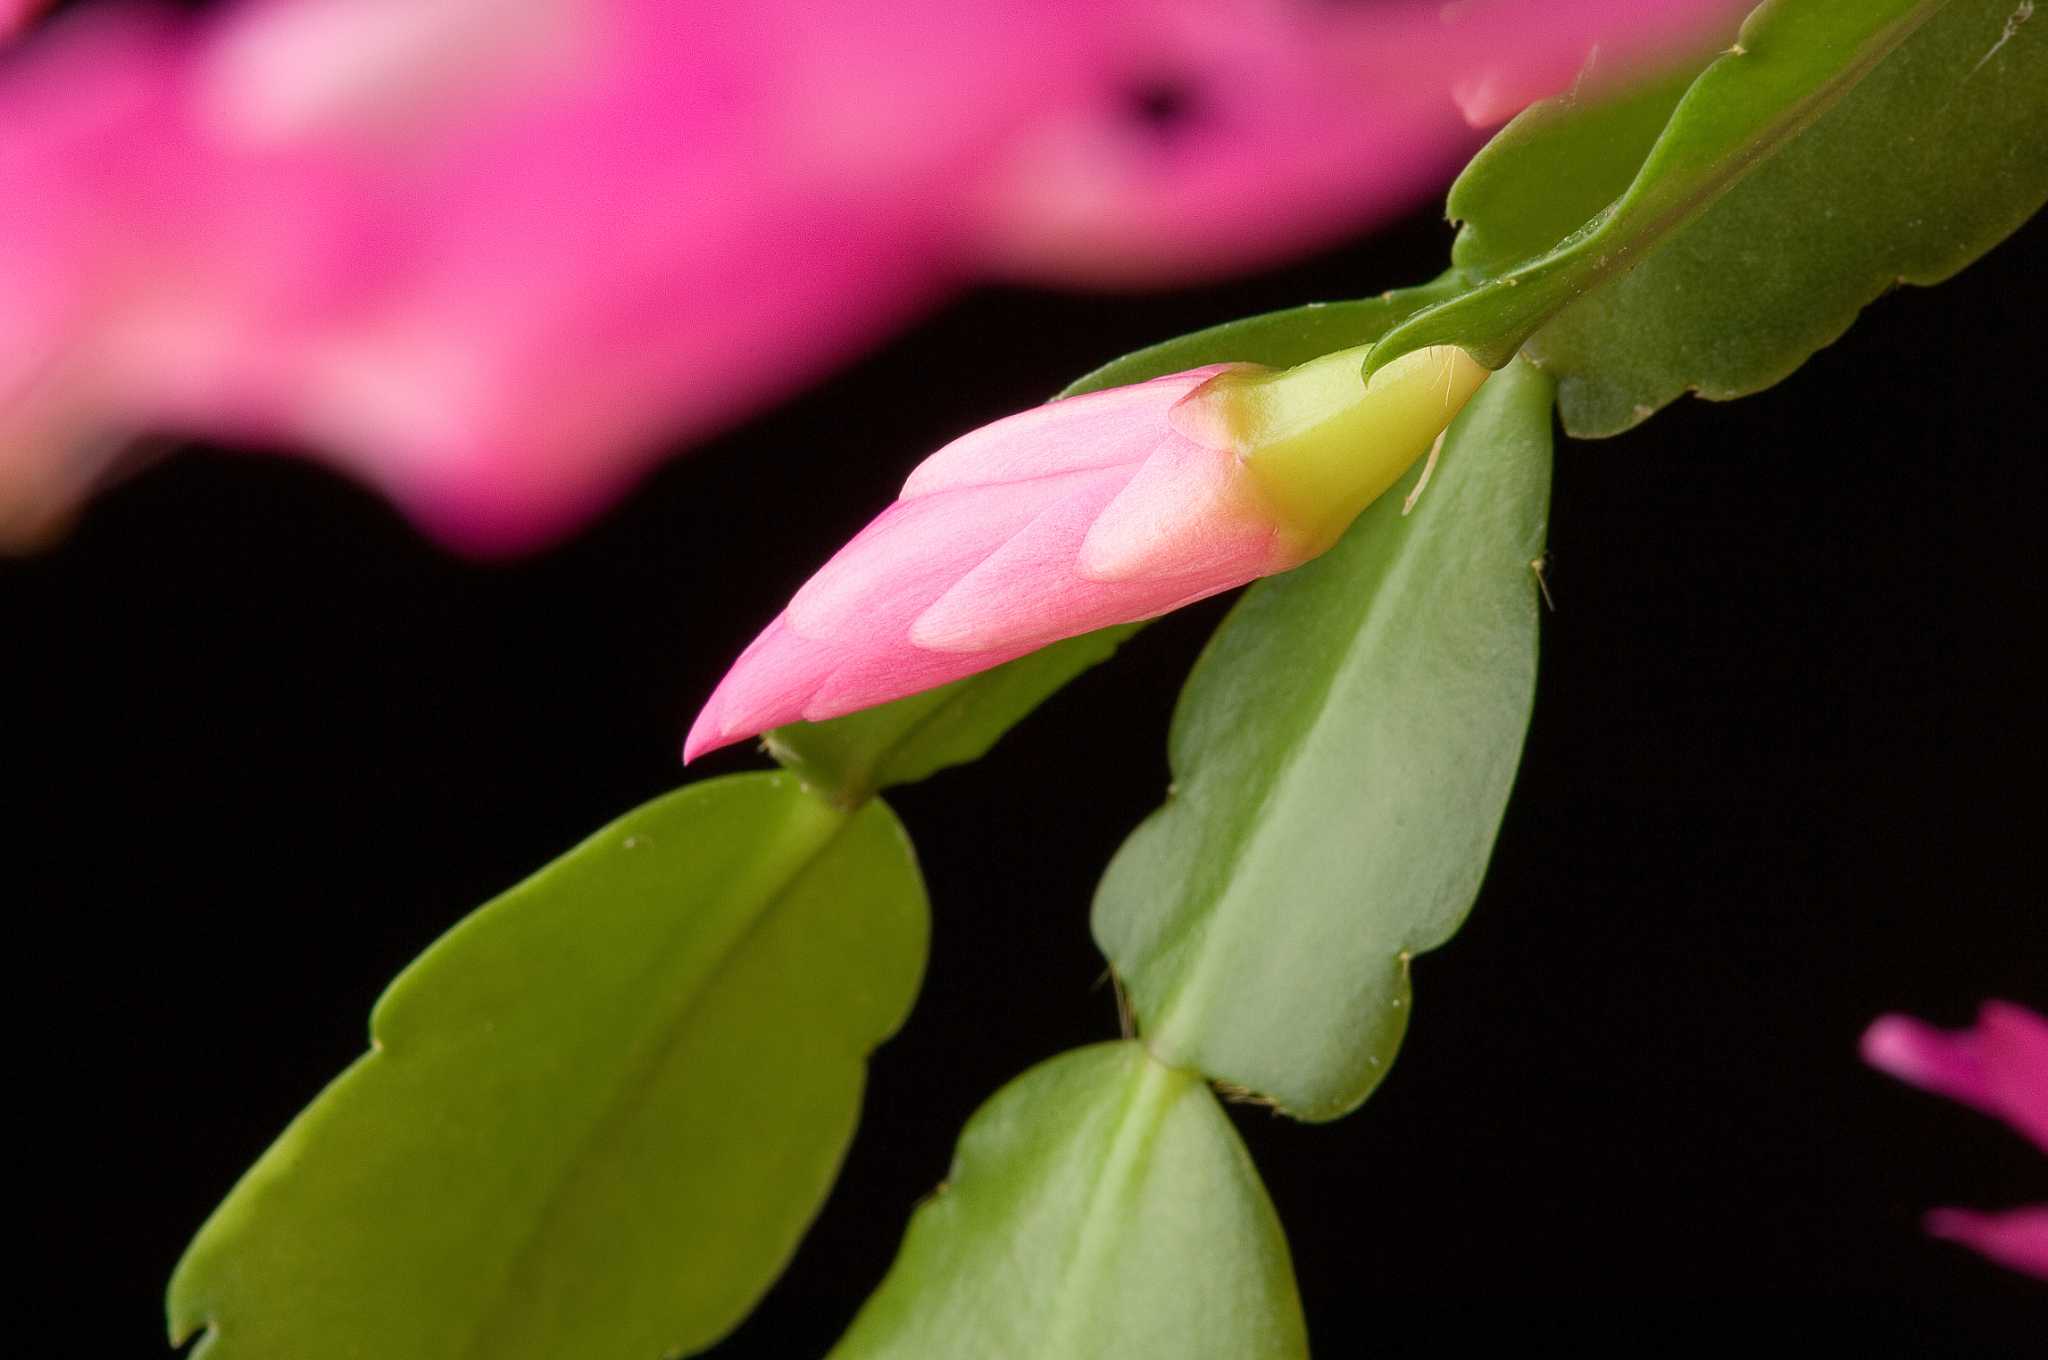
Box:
3, 0, 2041, 1354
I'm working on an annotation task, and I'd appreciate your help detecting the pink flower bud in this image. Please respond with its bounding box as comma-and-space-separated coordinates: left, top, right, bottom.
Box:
1862, 1001, 2048, 1278
686, 343, 1487, 760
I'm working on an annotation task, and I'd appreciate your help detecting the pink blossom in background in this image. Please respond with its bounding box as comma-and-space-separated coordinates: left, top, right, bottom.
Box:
0, 0, 1745, 553
1861, 1001, 2048, 1279
0, 0, 42, 42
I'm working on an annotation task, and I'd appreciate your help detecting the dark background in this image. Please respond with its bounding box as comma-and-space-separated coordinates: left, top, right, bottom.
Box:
9, 201, 2044, 1352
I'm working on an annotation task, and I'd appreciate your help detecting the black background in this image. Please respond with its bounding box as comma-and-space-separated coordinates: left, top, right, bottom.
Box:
9, 199, 2044, 1352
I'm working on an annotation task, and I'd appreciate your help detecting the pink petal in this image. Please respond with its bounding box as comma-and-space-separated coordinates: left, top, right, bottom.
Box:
195, 0, 590, 146
1925, 1206, 2048, 1280
907, 459, 1143, 654
1861, 1014, 1997, 1118
900, 366, 1237, 499
1075, 429, 1283, 584
1864, 1002, 2048, 1150
784, 469, 1115, 644
1864, 1002, 2048, 1281
0, 0, 43, 42
918, 557, 1248, 659
1979, 1002, 2048, 1153
910, 436, 1281, 654
802, 638, 1040, 723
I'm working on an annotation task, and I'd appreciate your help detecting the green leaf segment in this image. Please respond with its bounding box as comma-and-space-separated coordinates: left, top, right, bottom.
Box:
829, 1044, 1307, 1360
170, 774, 926, 1360
1095, 360, 1553, 1121
171, 3, 2044, 1354
1367, 0, 1949, 375
1525, 0, 2048, 433
1373, 0, 2044, 430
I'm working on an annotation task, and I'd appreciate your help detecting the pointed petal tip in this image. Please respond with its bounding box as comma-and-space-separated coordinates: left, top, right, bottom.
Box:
681, 703, 770, 764
681, 675, 784, 764
681, 615, 832, 763
679, 726, 714, 766
681, 693, 728, 764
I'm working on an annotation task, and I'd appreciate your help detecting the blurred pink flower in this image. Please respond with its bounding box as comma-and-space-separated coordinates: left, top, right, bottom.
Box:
1861, 1001, 2048, 1279
0, 0, 44, 39
0, 0, 1742, 552
686, 343, 1487, 759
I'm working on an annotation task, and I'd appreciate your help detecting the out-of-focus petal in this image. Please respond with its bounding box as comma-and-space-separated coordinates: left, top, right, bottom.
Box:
2, 0, 1746, 551
1, 0, 45, 42
1863, 1000, 2048, 1281
1861, 1013, 1998, 1118
1446, 0, 1736, 131
969, 0, 1744, 284
1925, 1207, 2048, 1280
1864, 1002, 2048, 1152
197, 0, 591, 145
1980, 1001, 2048, 1153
